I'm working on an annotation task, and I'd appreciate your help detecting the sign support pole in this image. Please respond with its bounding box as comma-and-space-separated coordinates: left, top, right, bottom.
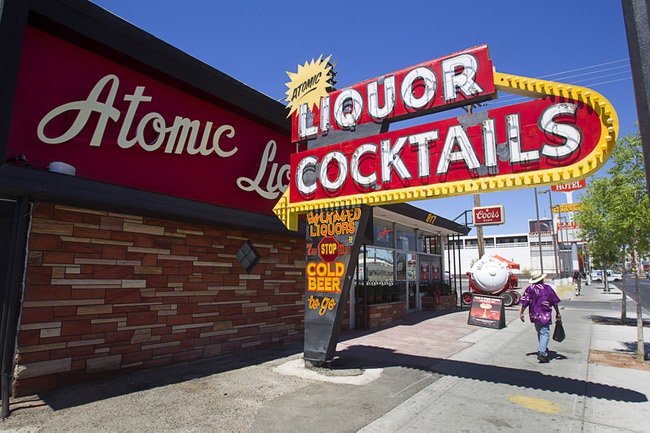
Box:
474, 194, 485, 258
303, 206, 371, 365
534, 188, 544, 274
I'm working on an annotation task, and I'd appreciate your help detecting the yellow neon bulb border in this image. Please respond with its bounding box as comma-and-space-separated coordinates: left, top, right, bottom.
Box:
274, 72, 619, 231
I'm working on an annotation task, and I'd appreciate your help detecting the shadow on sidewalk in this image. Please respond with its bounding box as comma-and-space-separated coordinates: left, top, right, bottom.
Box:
620, 341, 650, 355
10, 341, 304, 416
336, 344, 648, 403
589, 315, 650, 327
8, 309, 473, 416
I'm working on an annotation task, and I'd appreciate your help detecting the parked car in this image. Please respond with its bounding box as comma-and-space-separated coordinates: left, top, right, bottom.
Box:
590, 270, 622, 282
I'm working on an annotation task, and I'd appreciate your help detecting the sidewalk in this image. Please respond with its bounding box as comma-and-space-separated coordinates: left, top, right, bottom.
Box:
361, 282, 650, 432
0, 282, 648, 432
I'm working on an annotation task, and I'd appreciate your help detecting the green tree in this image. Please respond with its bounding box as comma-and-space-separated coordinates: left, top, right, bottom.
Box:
576, 176, 620, 279
576, 128, 650, 361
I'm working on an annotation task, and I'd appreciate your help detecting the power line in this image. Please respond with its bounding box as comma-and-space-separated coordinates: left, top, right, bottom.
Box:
537, 58, 630, 79
486, 59, 633, 108
486, 75, 633, 109
548, 65, 630, 82
575, 76, 633, 88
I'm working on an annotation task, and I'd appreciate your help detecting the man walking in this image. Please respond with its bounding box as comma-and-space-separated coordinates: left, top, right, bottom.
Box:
572, 270, 582, 296
519, 271, 562, 363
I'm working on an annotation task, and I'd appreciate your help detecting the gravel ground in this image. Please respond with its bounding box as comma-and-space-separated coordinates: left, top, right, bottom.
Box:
0, 343, 438, 432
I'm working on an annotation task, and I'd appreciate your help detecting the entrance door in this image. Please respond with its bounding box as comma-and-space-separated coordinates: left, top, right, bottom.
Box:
397, 253, 417, 311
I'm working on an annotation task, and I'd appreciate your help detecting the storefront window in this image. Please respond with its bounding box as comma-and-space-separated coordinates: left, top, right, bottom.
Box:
373, 219, 393, 249
419, 232, 441, 255
395, 224, 415, 251
359, 217, 451, 309
359, 247, 399, 304
419, 255, 443, 295
420, 260, 430, 283
431, 256, 442, 282
366, 247, 394, 285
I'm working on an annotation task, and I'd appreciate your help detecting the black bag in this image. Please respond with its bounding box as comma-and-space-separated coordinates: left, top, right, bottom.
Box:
553, 320, 566, 342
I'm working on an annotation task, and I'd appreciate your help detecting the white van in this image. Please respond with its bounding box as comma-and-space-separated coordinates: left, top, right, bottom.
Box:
591, 270, 622, 282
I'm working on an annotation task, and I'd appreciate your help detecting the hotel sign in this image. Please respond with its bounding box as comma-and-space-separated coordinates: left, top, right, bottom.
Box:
551, 179, 586, 192
276, 47, 619, 231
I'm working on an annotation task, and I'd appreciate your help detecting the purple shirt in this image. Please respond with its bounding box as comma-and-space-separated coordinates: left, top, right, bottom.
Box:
520, 283, 561, 325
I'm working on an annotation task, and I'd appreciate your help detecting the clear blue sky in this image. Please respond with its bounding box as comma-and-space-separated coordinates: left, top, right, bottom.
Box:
91, 0, 636, 235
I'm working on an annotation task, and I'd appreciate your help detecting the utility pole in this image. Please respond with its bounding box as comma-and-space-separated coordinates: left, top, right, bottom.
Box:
464, 105, 485, 259
534, 187, 544, 274
548, 191, 560, 279
474, 194, 485, 258
539, 189, 560, 278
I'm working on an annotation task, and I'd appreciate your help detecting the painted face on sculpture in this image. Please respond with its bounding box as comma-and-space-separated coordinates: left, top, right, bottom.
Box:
471, 256, 509, 294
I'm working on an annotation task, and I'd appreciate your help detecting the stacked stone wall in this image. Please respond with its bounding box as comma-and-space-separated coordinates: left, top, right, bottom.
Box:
15, 203, 305, 395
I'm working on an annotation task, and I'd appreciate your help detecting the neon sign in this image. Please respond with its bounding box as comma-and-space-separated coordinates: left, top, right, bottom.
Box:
276, 49, 618, 231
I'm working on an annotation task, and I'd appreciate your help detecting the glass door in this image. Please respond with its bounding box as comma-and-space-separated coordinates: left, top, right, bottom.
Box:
408, 254, 417, 310
396, 253, 407, 308
397, 253, 417, 310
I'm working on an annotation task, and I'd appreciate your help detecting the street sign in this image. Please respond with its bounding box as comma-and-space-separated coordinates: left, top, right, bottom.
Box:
318, 236, 342, 262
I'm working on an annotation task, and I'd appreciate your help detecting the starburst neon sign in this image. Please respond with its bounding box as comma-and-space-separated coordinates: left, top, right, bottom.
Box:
285, 55, 335, 117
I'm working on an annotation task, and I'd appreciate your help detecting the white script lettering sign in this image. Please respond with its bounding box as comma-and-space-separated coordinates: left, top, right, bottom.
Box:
7, 26, 293, 215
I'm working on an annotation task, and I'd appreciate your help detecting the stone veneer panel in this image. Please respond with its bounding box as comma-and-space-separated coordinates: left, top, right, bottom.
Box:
15, 203, 305, 396
359, 302, 407, 329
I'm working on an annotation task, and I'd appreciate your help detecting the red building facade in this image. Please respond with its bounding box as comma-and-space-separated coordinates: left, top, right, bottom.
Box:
0, 0, 303, 399
0, 0, 468, 404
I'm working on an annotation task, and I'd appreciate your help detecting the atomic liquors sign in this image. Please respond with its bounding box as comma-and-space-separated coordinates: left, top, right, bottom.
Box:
279, 45, 619, 364
276, 46, 618, 231
8, 27, 291, 215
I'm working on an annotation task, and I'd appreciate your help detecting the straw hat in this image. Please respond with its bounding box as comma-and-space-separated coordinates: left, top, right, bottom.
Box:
529, 271, 546, 284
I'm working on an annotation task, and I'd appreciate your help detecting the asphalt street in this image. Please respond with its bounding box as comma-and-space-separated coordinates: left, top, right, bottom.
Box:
622, 274, 650, 309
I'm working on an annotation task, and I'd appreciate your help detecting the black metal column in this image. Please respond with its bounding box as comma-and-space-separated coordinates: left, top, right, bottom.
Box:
1, 196, 30, 418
